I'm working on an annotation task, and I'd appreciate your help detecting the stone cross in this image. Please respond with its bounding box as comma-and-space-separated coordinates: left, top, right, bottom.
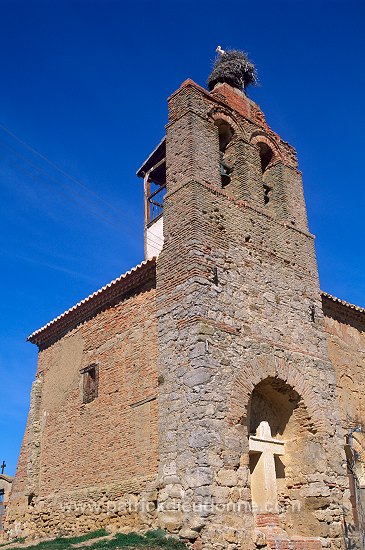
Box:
249, 421, 285, 513
0, 461, 5, 475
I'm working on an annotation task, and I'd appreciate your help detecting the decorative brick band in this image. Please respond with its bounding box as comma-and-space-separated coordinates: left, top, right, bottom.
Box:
165, 177, 315, 240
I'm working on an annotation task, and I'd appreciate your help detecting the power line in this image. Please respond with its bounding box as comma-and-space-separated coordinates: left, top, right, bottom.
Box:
0, 122, 127, 219
0, 138, 119, 219
7, 154, 164, 251
0, 148, 164, 250
2, 155, 126, 232
0, 124, 163, 246
0, 138, 164, 249
0, 122, 165, 245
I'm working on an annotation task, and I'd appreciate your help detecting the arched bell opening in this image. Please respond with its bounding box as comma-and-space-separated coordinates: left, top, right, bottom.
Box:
215, 120, 234, 189
257, 141, 274, 205
258, 141, 273, 173
247, 377, 324, 537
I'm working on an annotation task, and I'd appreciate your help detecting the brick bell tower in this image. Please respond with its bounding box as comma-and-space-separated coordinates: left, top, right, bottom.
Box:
139, 50, 355, 549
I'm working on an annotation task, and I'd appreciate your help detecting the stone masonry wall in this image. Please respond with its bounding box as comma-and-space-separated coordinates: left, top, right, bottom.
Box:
323, 302, 365, 435
6, 281, 159, 539
156, 81, 353, 549
323, 300, 365, 541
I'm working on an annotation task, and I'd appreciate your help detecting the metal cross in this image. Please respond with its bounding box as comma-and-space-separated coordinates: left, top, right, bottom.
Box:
0, 461, 6, 475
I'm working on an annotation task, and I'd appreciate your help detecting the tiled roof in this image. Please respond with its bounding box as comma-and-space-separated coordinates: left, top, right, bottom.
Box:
28, 258, 156, 349
321, 291, 365, 315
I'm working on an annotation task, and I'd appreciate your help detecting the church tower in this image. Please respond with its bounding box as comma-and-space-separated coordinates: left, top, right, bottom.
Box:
139, 50, 355, 548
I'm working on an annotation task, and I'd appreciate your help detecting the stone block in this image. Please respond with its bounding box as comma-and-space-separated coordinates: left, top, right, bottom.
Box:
216, 469, 238, 487
180, 526, 200, 539
159, 511, 183, 532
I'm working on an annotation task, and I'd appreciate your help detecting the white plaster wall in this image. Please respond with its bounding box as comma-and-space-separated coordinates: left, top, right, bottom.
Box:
146, 217, 164, 259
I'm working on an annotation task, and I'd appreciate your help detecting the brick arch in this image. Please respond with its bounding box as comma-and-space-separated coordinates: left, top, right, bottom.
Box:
228, 355, 327, 436
208, 109, 240, 136
250, 131, 283, 165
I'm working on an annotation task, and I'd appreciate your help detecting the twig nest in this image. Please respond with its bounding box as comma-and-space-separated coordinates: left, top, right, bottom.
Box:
208, 49, 258, 92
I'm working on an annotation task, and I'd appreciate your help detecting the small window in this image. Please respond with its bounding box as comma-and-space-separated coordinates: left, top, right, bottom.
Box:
0, 490, 4, 503
80, 364, 99, 404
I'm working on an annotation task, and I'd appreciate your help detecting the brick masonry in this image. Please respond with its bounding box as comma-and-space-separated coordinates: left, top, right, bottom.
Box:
6, 276, 159, 538
5, 77, 365, 549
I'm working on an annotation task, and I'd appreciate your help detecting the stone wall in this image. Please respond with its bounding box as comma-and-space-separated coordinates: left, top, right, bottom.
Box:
6, 280, 159, 538
323, 299, 365, 435
323, 298, 365, 544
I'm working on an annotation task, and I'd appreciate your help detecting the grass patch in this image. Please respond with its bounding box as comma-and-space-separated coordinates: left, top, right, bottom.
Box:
88, 531, 187, 549
4, 530, 188, 549
64, 530, 108, 544
4, 530, 107, 549
0, 540, 25, 548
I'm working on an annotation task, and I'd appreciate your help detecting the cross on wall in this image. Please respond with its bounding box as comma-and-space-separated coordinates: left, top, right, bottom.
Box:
249, 421, 285, 514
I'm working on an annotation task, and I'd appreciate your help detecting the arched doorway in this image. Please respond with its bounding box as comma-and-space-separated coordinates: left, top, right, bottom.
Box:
247, 377, 323, 536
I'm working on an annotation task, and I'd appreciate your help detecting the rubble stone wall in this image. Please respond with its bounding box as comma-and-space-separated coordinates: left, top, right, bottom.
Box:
322, 301, 365, 435
323, 300, 365, 542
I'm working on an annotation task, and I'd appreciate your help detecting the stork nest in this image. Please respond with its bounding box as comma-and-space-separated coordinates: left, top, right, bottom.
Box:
207, 49, 258, 92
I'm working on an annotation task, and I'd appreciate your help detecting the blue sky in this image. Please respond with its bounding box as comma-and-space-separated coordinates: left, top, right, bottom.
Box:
0, 0, 364, 476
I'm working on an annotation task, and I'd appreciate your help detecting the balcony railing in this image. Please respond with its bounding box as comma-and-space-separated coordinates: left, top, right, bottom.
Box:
147, 183, 166, 225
